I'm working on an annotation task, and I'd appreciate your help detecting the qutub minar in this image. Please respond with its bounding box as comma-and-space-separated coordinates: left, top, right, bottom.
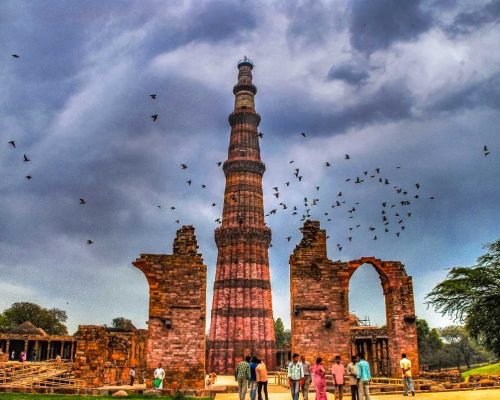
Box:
208, 57, 276, 373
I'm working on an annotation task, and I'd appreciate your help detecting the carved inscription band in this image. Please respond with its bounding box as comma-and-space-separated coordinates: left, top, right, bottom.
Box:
212, 308, 273, 318
214, 279, 271, 290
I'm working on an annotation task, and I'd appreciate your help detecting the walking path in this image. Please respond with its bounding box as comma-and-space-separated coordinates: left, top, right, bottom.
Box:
213, 375, 500, 400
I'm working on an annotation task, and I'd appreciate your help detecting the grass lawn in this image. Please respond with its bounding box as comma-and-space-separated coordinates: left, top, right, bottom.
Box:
461, 363, 500, 378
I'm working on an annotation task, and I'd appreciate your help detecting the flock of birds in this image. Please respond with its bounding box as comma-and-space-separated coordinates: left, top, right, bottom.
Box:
6, 53, 493, 250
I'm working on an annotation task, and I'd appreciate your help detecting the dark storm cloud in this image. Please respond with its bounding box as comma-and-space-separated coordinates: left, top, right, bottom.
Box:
430, 75, 500, 113
349, 0, 433, 53
446, 0, 500, 36
262, 80, 414, 136
326, 61, 370, 85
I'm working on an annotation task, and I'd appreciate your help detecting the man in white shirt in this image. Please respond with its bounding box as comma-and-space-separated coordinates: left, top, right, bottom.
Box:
347, 356, 358, 400
154, 364, 165, 389
300, 355, 311, 400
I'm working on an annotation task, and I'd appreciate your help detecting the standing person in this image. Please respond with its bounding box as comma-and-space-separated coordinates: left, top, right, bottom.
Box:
288, 353, 304, 400
20, 351, 26, 363
250, 356, 259, 400
331, 355, 345, 400
300, 355, 311, 400
10, 350, 15, 360
153, 363, 165, 389
130, 366, 136, 386
400, 354, 415, 397
311, 358, 327, 400
256, 359, 269, 400
347, 356, 358, 400
356, 353, 371, 400
235, 356, 251, 400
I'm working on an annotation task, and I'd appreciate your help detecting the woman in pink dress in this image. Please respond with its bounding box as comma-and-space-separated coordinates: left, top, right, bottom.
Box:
311, 357, 327, 400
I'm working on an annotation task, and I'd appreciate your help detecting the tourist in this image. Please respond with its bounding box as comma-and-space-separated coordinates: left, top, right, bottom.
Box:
331, 355, 345, 400
400, 353, 415, 397
288, 353, 304, 400
10, 350, 15, 360
300, 355, 311, 400
20, 351, 26, 363
206, 372, 217, 387
311, 357, 327, 400
153, 363, 165, 389
235, 355, 251, 400
250, 356, 259, 400
356, 353, 371, 400
256, 358, 269, 400
347, 356, 358, 400
130, 366, 135, 386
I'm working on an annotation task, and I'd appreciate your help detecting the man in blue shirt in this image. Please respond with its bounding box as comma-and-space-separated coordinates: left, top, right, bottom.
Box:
250, 356, 259, 400
356, 352, 371, 400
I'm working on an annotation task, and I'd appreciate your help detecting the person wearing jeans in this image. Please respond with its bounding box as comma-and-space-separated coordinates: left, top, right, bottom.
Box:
250, 356, 259, 400
235, 356, 252, 400
400, 354, 415, 397
288, 353, 304, 400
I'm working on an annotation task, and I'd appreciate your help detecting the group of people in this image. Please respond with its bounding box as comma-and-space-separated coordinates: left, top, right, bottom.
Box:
235, 356, 270, 400
287, 353, 415, 400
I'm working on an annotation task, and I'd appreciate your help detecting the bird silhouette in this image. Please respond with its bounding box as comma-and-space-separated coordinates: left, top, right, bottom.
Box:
187, 180, 192, 185
151, 114, 158, 121
217, 161, 223, 166
181, 163, 188, 169
345, 154, 350, 160
11, 54, 20, 58
286, 236, 291, 242
150, 94, 157, 99
79, 198, 86, 204
325, 162, 331, 167
86, 240, 93, 245
25, 175, 32, 180
8, 141, 15, 148
211, 203, 216, 207
301, 132, 306, 137
23, 154, 30, 162
483, 145, 490, 156
258, 132, 264, 138
273, 192, 279, 198
201, 184, 206, 188
170, 206, 176, 210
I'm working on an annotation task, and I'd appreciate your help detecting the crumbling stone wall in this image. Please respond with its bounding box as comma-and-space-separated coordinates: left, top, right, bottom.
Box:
73, 326, 147, 387
133, 225, 207, 389
290, 220, 419, 376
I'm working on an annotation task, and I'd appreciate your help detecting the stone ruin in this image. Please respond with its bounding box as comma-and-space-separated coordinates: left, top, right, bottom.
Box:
290, 220, 419, 377
133, 225, 207, 389
73, 325, 147, 387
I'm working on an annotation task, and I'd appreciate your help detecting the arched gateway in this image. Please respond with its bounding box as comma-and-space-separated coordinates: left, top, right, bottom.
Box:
290, 220, 419, 376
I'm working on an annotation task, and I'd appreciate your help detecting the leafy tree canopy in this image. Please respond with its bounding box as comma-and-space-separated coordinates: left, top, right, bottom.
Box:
111, 317, 135, 330
426, 240, 500, 356
274, 318, 291, 349
0, 302, 68, 335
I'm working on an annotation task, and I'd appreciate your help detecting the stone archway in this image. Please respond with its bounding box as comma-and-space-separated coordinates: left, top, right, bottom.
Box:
290, 221, 419, 376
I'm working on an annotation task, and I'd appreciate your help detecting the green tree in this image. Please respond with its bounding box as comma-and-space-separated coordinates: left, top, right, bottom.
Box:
1, 302, 68, 335
111, 317, 135, 330
426, 240, 500, 356
416, 318, 443, 368
274, 318, 286, 349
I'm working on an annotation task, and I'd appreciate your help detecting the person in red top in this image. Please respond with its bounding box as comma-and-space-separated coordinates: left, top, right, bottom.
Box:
331, 355, 345, 400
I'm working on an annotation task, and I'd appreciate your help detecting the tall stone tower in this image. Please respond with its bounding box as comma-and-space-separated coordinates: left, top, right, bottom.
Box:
208, 57, 276, 373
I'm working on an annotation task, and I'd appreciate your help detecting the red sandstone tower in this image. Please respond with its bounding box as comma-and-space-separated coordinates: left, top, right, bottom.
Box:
208, 57, 276, 373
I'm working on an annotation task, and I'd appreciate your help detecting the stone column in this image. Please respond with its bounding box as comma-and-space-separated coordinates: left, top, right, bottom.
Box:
60, 341, 64, 357
47, 341, 52, 360
24, 340, 28, 353
5, 340, 10, 355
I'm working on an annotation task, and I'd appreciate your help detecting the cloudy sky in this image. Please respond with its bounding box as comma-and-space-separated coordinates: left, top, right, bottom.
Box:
1, 0, 499, 334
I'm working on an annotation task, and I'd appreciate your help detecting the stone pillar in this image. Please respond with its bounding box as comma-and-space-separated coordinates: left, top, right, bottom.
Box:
5, 340, 10, 355
60, 341, 64, 357
133, 226, 207, 389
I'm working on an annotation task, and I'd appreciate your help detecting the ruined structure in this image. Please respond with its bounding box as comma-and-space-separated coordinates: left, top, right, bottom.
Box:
208, 57, 276, 373
0, 321, 75, 361
290, 220, 419, 376
73, 325, 146, 387
133, 226, 206, 389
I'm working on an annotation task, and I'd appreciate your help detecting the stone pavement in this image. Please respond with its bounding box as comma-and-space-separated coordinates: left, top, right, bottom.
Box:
213, 376, 500, 400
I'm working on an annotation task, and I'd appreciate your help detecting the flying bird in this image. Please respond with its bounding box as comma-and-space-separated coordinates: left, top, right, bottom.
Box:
187, 179, 192, 185
11, 54, 20, 58
273, 192, 279, 198
415, 183, 420, 189
325, 162, 331, 167
286, 236, 292, 242
151, 114, 158, 121
483, 145, 490, 156
201, 184, 206, 188
170, 206, 176, 210
345, 154, 350, 160
181, 163, 188, 169
258, 132, 264, 138
217, 161, 223, 166
211, 203, 216, 207
273, 186, 279, 192
8, 141, 15, 148
301, 132, 306, 137
150, 94, 157, 99
25, 175, 32, 180
23, 154, 30, 162
86, 240, 94, 245
79, 198, 86, 204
